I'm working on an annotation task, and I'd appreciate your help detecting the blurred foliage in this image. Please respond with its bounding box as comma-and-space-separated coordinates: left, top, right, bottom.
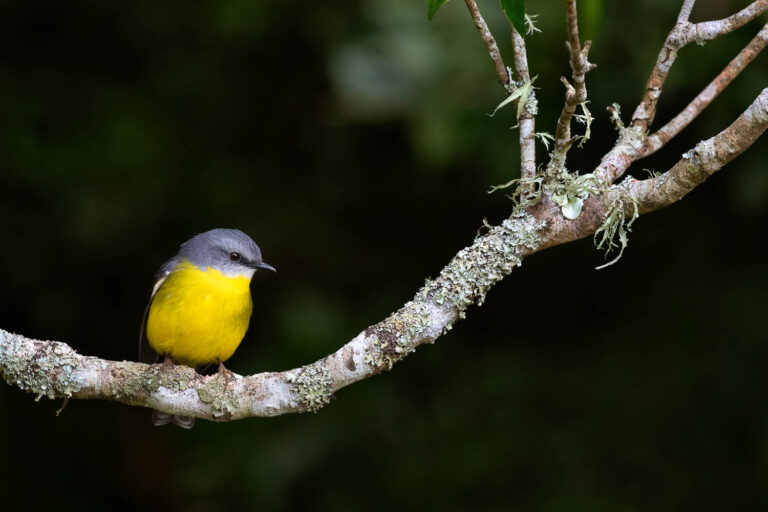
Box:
1, 0, 767, 510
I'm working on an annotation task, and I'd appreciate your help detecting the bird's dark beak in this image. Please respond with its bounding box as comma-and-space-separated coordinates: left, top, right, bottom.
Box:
253, 261, 276, 272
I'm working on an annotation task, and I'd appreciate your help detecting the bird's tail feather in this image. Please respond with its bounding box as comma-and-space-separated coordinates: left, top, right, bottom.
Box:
151, 409, 195, 429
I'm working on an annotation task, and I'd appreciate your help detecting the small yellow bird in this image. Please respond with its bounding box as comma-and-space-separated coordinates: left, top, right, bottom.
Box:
139, 228, 275, 428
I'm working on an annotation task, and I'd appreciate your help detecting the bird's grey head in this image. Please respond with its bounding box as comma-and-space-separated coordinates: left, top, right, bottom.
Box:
177, 228, 275, 278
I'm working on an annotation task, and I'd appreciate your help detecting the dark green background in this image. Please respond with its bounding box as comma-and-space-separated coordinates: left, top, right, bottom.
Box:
1, 0, 767, 510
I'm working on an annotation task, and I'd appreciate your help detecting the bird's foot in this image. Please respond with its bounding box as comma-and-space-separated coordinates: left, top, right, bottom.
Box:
217, 361, 234, 377
217, 361, 236, 389
160, 356, 174, 372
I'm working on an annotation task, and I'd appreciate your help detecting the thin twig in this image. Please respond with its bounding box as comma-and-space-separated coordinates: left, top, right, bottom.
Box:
564, 0, 593, 103
549, 0, 596, 175
463, 0, 510, 85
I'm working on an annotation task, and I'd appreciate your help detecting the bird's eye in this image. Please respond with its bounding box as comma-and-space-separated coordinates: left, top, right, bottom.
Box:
229, 252, 241, 262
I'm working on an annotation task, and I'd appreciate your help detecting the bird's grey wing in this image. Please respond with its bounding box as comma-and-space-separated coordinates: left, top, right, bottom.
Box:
138, 258, 179, 364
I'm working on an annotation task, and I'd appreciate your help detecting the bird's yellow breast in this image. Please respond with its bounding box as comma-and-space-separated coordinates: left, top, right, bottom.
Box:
146, 260, 253, 366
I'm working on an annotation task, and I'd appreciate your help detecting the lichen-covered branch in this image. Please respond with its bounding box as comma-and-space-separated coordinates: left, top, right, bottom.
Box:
1, 212, 547, 421
640, 22, 768, 157
3, 5, 767, 425
631, 0, 768, 131
5, 83, 766, 420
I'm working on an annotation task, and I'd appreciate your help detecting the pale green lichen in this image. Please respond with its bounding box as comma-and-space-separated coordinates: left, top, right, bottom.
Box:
491, 76, 538, 122
110, 361, 196, 405
0, 331, 86, 401
197, 377, 238, 418
364, 338, 396, 370
550, 170, 602, 219
609, 102, 625, 130
643, 169, 661, 179
535, 132, 555, 150
392, 301, 432, 354
546, 168, 641, 268
488, 174, 544, 208
574, 102, 593, 148
111, 365, 157, 404
525, 13, 541, 36
422, 210, 545, 311
155, 365, 195, 393
594, 178, 640, 269
491, 154, 642, 269
363, 291, 436, 370
285, 363, 332, 413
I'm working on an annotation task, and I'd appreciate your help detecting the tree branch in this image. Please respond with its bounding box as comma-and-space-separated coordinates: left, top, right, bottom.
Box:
4, 87, 766, 420
640, 22, 768, 157
1, 212, 545, 420
511, 27, 538, 181
631, 0, 768, 131
3, 4, 767, 424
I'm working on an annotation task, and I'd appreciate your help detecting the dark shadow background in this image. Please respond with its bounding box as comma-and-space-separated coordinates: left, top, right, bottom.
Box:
1, 0, 767, 510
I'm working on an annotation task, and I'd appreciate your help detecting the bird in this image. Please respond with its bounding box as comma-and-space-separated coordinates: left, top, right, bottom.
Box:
139, 228, 275, 429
